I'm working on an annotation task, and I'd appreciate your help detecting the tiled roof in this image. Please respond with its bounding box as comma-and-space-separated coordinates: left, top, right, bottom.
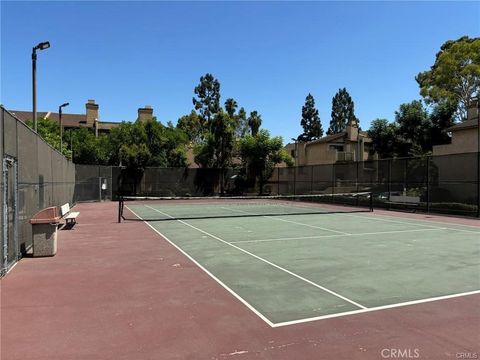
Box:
10, 110, 87, 127
447, 119, 478, 131
285, 130, 372, 148
97, 122, 119, 130
9, 110, 120, 130
305, 132, 346, 146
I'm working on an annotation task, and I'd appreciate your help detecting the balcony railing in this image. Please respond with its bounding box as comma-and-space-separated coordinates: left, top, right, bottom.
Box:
336, 151, 354, 162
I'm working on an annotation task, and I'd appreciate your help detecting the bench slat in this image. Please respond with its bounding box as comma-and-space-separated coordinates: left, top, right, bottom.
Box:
60, 203, 79, 226
65, 212, 79, 219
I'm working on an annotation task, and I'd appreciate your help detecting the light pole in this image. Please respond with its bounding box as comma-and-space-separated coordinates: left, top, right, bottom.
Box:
32, 41, 50, 132
59, 102, 69, 154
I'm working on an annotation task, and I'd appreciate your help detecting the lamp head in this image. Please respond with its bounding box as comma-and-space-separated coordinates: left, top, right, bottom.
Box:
60, 102, 70, 108
35, 41, 50, 50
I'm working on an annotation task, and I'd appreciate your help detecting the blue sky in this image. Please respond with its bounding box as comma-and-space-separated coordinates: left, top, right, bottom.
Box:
2, 1, 479, 143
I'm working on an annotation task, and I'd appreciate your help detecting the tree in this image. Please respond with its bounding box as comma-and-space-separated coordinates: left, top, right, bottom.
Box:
109, 121, 148, 166
327, 88, 357, 135
110, 119, 188, 167
395, 100, 432, 155
119, 143, 151, 169
194, 110, 235, 194
160, 122, 189, 167
177, 111, 203, 143
224, 98, 238, 117
192, 73, 221, 131
235, 107, 249, 138
239, 129, 293, 195
65, 128, 110, 165
298, 93, 323, 141
416, 36, 480, 121
247, 111, 262, 136
429, 101, 456, 146
26, 117, 72, 158
367, 119, 400, 159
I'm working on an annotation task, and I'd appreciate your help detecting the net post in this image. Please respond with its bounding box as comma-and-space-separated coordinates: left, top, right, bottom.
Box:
369, 192, 374, 212
118, 196, 123, 223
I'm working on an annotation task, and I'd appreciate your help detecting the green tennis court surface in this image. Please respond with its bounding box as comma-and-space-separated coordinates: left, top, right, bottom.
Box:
126, 202, 480, 327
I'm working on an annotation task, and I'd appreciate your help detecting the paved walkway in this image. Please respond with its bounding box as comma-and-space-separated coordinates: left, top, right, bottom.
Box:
1, 202, 479, 359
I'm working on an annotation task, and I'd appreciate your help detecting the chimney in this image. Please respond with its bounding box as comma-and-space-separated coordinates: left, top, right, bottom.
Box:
137, 105, 153, 122
85, 99, 99, 126
467, 98, 478, 121
346, 116, 359, 141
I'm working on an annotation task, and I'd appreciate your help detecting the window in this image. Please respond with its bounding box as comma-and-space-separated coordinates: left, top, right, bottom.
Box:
329, 144, 344, 151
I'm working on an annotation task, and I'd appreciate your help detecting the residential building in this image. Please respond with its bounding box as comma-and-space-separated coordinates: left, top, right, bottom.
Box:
285, 117, 374, 166
432, 99, 479, 156
10, 100, 155, 136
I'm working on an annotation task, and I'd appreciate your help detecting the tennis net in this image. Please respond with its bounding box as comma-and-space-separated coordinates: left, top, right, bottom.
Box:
118, 192, 373, 222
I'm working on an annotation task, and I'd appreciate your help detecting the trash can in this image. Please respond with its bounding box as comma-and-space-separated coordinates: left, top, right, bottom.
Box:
30, 207, 61, 257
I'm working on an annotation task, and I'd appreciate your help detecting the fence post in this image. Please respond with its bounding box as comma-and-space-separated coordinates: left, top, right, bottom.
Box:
388, 159, 392, 210
277, 167, 280, 195
356, 161, 359, 206
332, 163, 336, 197
293, 166, 297, 195
477, 150, 480, 218
310, 165, 314, 194
426, 156, 430, 213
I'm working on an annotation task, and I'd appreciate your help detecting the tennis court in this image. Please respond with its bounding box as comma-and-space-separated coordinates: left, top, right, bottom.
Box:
122, 196, 480, 327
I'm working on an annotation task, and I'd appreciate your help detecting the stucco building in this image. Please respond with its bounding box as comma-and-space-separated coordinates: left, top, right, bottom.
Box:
285, 117, 374, 166
433, 99, 479, 156
10, 100, 155, 136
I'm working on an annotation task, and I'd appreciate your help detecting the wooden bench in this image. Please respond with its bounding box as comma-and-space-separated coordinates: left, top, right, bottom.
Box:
60, 203, 80, 226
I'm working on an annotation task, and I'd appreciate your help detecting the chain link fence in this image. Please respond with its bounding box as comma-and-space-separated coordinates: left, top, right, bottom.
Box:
76, 152, 479, 217
1, 107, 75, 276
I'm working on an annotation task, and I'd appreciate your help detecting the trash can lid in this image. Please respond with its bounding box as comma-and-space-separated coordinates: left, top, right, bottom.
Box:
30, 207, 61, 224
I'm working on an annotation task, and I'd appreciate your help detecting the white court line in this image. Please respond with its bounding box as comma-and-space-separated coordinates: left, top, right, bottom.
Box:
127, 204, 480, 328
220, 206, 351, 235
230, 227, 448, 244
144, 205, 366, 310
126, 205, 276, 327
347, 213, 480, 234
272, 202, 480, 234
272, 290, 480, 327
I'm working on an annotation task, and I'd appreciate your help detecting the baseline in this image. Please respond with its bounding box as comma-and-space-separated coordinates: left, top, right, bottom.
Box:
272, 290, 480, 327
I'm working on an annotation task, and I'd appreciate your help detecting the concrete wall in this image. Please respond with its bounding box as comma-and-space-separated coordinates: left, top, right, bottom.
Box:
305, 142, 337, 165
433, 128, 479, 156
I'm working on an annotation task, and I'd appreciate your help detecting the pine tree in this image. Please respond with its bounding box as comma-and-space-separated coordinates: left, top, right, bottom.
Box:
327, 88, 357, 135
192, 73, 221, 131
297, 93, 323, 141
